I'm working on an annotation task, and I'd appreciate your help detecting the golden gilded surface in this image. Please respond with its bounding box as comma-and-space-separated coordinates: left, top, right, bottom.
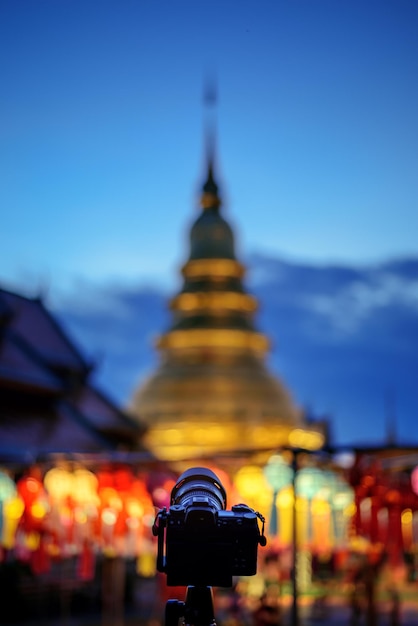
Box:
131, 350, 314, 461
143, 422, 288, 460
200, 191, 221, 209
156, 329, 269, 352
182, 258, 245, 279
169, 291, 258, 313
142, 421, 324, 461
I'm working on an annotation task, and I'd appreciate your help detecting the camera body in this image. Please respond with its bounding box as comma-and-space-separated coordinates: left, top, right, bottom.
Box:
153, 468, 266, 588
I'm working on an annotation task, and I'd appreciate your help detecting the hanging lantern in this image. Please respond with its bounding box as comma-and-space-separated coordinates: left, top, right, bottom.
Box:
0, 470, 16, 502
411, 466, 418, 496
0, 470, 18, 546
333, 478, 354, 511
17, 475, 49, 533
96, 469, 114, 491
264, 455, 294, 492
274, 487, 294, 546
296, 467, 326, 546
331, 478, 354, 546
2, 496, 25, 549
296, 467, 326, 500
234, 465, 270, 513
44, 467, 74, 502
263, 455, 294, 537
17, 475, 43, 506
113, 467, 133, 493
72, 469, 99, 506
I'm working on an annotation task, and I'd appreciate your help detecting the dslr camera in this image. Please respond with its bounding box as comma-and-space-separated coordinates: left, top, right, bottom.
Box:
153, 467, 266, 588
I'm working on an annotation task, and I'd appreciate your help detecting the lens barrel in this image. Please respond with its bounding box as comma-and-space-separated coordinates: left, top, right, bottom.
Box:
170, 467, 227, 512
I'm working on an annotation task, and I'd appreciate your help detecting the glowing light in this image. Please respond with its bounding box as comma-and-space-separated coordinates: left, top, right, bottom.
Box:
72, 469, 99, 505
25, 478, 40, 493
402, 509, 413, 525
277, 487, 294, 508
170, 291, 257, 313
126, 498, 144, 519
288, 429, 324, 450
0, 470, 16, 502
159, 429, 182, 444
402, 509, 413, 549
126, 517, 140, 529
25, 532, 40, 550
157, 328, 269, 353
60, 505, 73, 527
182, 258, 245, 279
234, 465, 270, 512
30, 500, 48, 520
99, 488, 122, 511
332, 481, 354, 510
296, 467, 326, 500
277, 487, 294, 544
4, 496, 24, 520
102, 508, 117, 526
411, 466, 418, 495
44, 468, 73, 500
2, 496, 25, 549
264, 455, 293, 491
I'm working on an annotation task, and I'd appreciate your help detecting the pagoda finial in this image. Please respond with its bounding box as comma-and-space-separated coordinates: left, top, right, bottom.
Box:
201, 75, 221, 210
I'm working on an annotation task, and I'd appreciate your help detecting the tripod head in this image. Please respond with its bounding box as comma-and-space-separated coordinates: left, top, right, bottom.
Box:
165, 586, 215, 626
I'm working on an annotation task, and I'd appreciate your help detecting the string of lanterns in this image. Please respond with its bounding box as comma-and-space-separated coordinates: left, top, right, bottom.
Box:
0, 465, 158, 579
1, 456, 418, 581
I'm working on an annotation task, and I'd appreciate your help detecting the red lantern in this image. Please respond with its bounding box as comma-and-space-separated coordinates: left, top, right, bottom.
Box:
17, 475, 48, 533
113, 467, 133, 493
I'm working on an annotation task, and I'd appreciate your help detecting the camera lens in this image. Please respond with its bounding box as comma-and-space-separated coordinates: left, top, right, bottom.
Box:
170, 467, 227, 512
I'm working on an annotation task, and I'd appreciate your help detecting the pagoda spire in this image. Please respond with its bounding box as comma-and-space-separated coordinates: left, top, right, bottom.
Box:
201, 76, 221, 210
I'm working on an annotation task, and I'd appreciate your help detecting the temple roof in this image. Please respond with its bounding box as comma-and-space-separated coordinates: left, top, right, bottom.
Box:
0, 287, 143, 460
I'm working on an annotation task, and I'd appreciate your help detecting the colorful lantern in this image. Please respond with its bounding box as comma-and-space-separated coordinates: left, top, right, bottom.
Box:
234, 465, 271, 513
44, 467, 74, 501
264, 455, 294, 536
17, 474, 49, 533
411, 466, 418, 496
296, 467, 325, 500
330, 477, 354, 546
2, 496, 25, 549
0, 470, 23, 548
296, 467, 326, 546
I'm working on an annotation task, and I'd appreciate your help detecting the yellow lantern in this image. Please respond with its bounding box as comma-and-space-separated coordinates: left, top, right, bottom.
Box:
44, 467, 74, 501
72, 469, 99, 506
2, 496, 25, 548
234, 465, 271, 512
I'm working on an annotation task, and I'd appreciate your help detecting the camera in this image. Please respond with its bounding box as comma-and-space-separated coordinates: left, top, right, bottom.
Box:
153, 467, 266, 588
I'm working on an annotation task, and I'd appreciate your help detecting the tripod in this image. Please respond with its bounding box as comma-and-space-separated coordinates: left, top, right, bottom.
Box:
165, 586, 216, 626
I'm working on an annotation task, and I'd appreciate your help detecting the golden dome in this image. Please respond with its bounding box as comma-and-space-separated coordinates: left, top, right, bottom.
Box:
132, 353, 306, 461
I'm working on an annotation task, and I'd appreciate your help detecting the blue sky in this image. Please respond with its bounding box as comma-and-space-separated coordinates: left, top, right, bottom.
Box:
1, 0, 418, 299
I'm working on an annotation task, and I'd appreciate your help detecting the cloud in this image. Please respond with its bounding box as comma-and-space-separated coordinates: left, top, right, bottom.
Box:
249, 253, 418, 341
305, 272, 418, 335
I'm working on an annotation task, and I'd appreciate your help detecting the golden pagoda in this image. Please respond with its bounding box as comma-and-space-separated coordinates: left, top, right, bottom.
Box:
131, 126, 324, 462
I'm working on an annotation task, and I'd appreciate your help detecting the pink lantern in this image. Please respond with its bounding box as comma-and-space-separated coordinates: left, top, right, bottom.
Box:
411, 466, 418, 496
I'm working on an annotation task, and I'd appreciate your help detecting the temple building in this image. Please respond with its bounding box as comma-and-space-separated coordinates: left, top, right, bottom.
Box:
131, 131, 324, 462
0, 287, 143, 461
